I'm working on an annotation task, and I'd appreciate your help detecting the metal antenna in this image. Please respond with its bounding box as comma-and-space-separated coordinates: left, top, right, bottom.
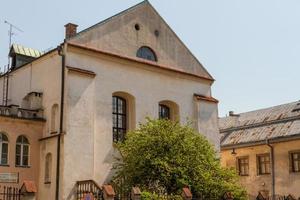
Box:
2, 20, 23, 106
4, 20, 24, 68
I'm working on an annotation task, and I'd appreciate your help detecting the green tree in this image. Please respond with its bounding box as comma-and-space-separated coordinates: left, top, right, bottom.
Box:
113, 119, 247, 200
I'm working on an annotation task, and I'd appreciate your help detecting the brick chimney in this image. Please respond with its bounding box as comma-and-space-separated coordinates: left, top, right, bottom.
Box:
64, 23, 78, 39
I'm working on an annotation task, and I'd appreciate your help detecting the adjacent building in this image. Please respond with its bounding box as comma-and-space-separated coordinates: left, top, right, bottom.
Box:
0, 1, 220, 199
220, 101, 300, 199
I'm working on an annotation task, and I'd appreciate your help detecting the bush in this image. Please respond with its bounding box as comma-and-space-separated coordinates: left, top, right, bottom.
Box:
114, 119, 247, 200
141, 192, 182, 200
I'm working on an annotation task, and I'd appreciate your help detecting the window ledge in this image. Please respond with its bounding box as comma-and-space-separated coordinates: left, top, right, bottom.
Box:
15, 165, 30, 168
290, 171, 300, 174
44, 181, 51, 184
0, 164, 9, 167
257, 173, 271, 176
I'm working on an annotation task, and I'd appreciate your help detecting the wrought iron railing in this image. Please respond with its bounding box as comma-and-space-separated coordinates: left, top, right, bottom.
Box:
0, 185, 21, 200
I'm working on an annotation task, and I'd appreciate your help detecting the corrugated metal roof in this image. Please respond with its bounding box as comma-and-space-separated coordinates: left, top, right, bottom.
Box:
10, 44, 43, 58
220, 101, 300, 147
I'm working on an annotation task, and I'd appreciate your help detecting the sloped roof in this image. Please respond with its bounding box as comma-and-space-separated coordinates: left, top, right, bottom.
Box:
220, 101, 300, 148
9, 44, 43, 58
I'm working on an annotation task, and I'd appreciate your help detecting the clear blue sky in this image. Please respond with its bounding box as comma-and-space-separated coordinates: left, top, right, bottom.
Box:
1, 0, 299, 116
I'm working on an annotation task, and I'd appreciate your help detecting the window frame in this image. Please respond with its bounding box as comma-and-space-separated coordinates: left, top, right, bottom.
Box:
15, 136, 30, 168
112, 96, 127, 143
236, 156, 249, 176
257, 153, 271, 175
0, 133, 9, 166
136, 46, 157, 62
289, 150, 300, 173
159, 104, 171, 120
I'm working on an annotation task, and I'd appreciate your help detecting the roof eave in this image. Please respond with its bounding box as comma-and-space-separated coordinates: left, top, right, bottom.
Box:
67, 42, 215, 83
221, 133, 300, 150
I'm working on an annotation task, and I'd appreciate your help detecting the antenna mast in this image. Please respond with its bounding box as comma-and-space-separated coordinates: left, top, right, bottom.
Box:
2, 20, 23, 106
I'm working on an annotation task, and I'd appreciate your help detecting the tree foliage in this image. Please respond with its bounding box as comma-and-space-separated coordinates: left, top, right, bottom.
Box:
113, 119, 247, 200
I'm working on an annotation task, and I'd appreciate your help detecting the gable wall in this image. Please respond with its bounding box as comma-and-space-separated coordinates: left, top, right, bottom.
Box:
69, 3, 212, 79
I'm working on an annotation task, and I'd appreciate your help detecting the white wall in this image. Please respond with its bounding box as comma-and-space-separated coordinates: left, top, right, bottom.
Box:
61, 46, 219, 199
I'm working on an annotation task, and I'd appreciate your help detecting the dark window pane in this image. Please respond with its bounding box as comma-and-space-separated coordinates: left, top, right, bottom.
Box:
16, 144, 21, 155
2, 143, 8, 153
16, 155, 21, 166
159, 104, 170, 119
112, 96, 127, 142
1, 155, 7, 164
17, 136, 22, 143
136, 46, 157, 62
0, 133, 8, 142
23, 156, 28, 166
23, 145, 29, 156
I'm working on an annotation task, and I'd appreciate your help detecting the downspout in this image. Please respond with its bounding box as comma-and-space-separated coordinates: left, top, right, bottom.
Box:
56, 43, 66, 200
266, 139, 275, 200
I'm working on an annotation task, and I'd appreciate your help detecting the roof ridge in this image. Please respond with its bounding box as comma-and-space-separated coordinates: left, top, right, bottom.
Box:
220, 100, 300, 119
220, 114, 300, 133
69, 0, 149, 40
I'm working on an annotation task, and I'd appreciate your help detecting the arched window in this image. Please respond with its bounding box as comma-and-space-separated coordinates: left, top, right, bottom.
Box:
136, 46, 157, 62
44, 153, 52, 184
159, 104, 170, 120
158, 100, 179, 121
0, 133, 8, 165
16, 136, 29, 167
112, 96, 127, 142
50, 104, 59, 134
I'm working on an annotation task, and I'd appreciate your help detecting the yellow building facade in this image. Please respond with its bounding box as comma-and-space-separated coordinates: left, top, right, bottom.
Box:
220, 102, 300, 200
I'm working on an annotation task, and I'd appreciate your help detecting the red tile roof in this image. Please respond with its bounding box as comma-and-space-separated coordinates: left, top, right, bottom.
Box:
21, 181, 37, 193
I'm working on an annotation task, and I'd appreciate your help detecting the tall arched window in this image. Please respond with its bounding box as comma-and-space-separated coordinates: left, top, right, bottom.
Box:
16, 136, 29, 167
112, 96, 127, 142
136, 46, 157, 62
51, 104, 59, 134
0, 133, 8, 165
44, 153, 52, 184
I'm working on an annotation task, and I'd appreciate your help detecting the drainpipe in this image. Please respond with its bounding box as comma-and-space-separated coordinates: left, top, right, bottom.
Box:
56, 43, 66, 200
266, 139, 275, 200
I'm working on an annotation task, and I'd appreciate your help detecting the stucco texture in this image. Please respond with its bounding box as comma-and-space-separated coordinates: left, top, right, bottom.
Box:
0, 116, 44, 189
69, 1, 213, 80
221, 140, 300, 199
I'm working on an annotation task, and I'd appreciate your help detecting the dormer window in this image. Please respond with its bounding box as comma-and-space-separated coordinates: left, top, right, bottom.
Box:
136, 46, 157, 62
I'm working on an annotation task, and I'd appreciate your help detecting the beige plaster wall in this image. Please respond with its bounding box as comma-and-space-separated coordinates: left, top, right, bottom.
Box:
195, 100, 220, 151
221, 140, 300, 199
0, 51, 62, 199
0, 51, 62, 137
61, 46, 219, 199
38, 137, 58, 200
69, 2, 212, 79
0, 116, 44, 189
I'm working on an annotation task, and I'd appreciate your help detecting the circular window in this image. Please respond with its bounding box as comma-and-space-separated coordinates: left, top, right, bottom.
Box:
134, 24, 140, 31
